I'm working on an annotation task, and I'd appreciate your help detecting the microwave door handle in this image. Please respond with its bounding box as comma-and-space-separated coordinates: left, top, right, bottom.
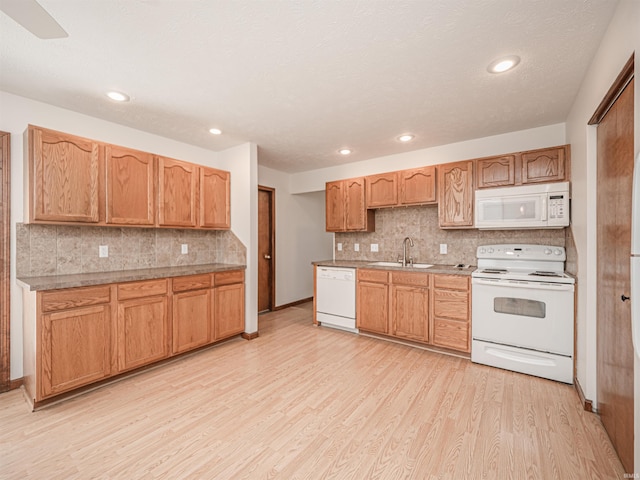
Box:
541, 196, 548, 221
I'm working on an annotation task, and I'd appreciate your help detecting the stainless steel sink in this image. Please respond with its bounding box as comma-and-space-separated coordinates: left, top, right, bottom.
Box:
368, 261, 433, 269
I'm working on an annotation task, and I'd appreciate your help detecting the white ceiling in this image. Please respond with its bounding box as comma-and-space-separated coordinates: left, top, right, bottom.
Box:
0, 0, 619, 173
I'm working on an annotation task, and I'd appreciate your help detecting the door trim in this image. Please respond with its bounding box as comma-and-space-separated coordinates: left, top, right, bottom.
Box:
589, 53, 634, 125
258, 185, 276, 311
1, 131, 10, 392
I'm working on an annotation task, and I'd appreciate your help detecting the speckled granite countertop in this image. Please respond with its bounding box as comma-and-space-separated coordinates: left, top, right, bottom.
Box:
312, 260, 475, 276
18, 263, 247, 291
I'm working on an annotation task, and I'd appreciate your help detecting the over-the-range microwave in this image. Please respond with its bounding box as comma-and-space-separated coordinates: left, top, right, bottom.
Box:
475, 182, 570, 229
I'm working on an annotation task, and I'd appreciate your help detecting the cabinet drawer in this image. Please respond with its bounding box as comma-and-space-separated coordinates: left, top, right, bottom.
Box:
41, 285, 111, 312
215, 270, 244, 286
433, 274, 469, 291
358, 269, 389, 283
433, 289, 468, 321
391, 271, 428, 287
118, 279, 168, 300
172, 274, 212, 292
433, 318, 469, 352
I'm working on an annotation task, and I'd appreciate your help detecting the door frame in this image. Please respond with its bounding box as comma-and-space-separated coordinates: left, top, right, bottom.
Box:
258, 185, 276, 312
1, 131, 10, 392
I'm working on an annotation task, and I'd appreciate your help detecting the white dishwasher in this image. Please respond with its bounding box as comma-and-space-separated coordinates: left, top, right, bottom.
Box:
315, 266, 357, 333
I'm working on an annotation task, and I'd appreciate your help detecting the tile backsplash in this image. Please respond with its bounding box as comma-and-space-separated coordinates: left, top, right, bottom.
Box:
334, 205, 566, 266
17, 223, 247, 277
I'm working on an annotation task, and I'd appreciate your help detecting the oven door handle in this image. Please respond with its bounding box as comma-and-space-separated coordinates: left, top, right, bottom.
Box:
472, 278, 574, 291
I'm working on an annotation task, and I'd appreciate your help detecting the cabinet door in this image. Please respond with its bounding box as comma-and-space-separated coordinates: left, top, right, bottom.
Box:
438, 161, 474, 228
200, 166, 230, 229
325, 181, 345, 232
214, 282, 245, 340
476, 155, 516, 188
117, 296, 169, 372
172, 289, 211, 354
392, 285, 429, 342
105, 145, 155, 225
157, 156, 197, 227
29, 126, 100, 223
345, 177, 369, 231
366, 172, 398, 208
357, 281, 389, 334
399, 166, 436, 205
521, 147, 567, 184
41, 304, 111, 398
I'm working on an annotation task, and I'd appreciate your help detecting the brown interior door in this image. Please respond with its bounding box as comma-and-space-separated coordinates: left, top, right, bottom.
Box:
596, 76, 634, 473
258, 187, 274, 312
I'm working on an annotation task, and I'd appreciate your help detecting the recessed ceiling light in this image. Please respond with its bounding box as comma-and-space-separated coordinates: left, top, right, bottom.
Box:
106, 91, 130, 102
487, 55, 521, 74
209, 128, 222, 135
339, 148, 352, 155
398, 134, 414, 142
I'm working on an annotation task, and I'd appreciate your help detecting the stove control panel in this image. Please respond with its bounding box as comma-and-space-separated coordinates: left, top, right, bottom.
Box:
477, 244, 566, 261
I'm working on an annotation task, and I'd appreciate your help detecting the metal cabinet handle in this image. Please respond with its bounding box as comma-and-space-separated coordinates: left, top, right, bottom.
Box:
264, 254, 271, 260
622, 294, 630, 302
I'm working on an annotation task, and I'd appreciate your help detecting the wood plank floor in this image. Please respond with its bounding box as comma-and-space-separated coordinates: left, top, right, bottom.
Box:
1, 302, 625, 479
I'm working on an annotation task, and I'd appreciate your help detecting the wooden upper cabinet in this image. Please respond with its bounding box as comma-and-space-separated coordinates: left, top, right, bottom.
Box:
476, 155, 516, 189
200, 166, 230, 229
399, 166, 436, 205
345, 177, 373, 231
157, 156, 197, 227
438, 161, 474, 228
521, 146, 567, 184
28, 125, 100, 223
366, 172, 398, 208
325, 180, 345, 232
105, 145, 155, 225
325, 178, 374, 232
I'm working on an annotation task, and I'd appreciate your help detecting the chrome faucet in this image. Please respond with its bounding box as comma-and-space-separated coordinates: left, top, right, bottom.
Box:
399, 236, 414, 267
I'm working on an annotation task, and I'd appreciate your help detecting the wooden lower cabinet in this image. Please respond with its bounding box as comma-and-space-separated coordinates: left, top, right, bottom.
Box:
214, 282, 245, 339
391, 272, 429, 342
173, 289, 211, 354
24, 269, 245, 405
431, 274, 471, 352
356, 269, 470, 353
36, 287, 111, 398
357, 270, 389, 334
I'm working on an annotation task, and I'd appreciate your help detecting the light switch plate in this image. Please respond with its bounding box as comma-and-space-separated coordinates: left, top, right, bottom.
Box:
181, 244, 188, 254
337, 243, 343, 251
371, 243, 378, 252
354, 243, 360, 252
99, 245, 108, 258
440, 243, 448, 254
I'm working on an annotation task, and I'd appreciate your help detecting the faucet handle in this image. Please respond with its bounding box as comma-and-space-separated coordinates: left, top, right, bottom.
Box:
397, 256, 403, 264
408, 257, 414, 266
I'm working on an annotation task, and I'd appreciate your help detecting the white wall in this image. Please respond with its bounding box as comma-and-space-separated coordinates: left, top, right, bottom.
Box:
290, 123, 566, 193
564, 0, 639, 408
0, 91, 257, 379
258, 165, 333, 307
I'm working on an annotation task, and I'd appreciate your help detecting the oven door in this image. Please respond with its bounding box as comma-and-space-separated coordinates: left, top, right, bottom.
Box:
471, 278, 574, 355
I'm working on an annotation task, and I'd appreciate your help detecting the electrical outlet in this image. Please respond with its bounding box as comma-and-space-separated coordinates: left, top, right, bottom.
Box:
354, 243, 360, 252
370, 243, 379, 252
99, 245, 108, 258
440, 243, 448, 254
181, 244, 188, 254
337, 243, 343, 251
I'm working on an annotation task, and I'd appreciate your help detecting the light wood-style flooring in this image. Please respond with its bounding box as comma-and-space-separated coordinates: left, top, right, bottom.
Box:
1, 302, 625, 479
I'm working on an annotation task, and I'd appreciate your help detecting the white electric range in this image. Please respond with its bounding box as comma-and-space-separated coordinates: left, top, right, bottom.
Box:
471, 244, 575, 383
